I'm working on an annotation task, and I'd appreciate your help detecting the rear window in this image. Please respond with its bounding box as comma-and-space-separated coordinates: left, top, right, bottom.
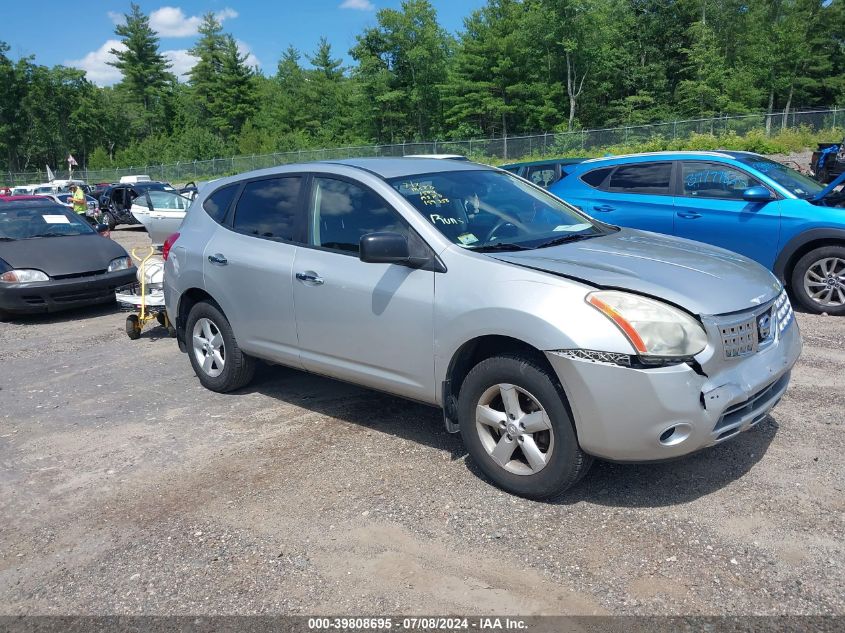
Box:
580, 167, 613, 188
203, 184, 239, 223
607, 163, 672, 194
232, 177, 302, 240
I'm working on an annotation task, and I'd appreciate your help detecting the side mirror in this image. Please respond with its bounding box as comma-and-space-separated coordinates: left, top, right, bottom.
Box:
95, 223, 111, 237
743, 186, 773, 203
359, 232, 410, 264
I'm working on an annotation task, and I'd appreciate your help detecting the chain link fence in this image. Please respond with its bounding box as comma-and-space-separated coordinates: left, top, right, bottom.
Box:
5, 107, 844, 187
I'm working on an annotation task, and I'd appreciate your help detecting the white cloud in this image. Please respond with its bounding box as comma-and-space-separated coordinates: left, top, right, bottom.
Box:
107, 11, 124, 25
339, 0, 375, 10
150, 7, 203, 37
65, 39, 126, 86
163, 49, 198, 80
236, 40, 260, 68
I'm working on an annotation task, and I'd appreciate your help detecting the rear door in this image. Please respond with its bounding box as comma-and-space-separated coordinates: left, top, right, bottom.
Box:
200, 176, 306, 367
580, 161, 675, 235
291, 175, 436, 402
672, 161, 781, 267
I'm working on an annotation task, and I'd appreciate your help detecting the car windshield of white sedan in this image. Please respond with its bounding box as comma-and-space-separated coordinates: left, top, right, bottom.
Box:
735, 155, 824, 199
388, 170, 604, 250
0, 206, 94, 240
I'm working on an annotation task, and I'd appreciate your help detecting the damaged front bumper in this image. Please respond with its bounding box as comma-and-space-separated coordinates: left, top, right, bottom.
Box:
546, 297, 802, 462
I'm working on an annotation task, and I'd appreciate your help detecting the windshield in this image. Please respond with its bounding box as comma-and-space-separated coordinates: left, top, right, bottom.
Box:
734, 155, 824, 199
387, 170, 606, 250
0, 205, 95, 240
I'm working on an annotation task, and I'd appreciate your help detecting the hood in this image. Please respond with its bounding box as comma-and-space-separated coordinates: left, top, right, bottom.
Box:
0, 234, 129, 277
491, 229, 781, 316
810, 170, 845, 203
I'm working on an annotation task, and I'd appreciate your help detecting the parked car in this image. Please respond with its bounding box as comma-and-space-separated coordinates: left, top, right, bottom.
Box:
89, 182, 114, 204
403, 154, 470, 161
0, 197, 136, 318
500, 158, 586, 189
810, 136, 844, 183
163, 158, 801, 499
549, 151, 845, 315
129, 188, 192, 247
38, 192, 99, 217
99, 181, 177, 229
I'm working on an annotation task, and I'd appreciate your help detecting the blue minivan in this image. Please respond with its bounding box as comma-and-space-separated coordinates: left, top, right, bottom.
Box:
549, 151, 845, 315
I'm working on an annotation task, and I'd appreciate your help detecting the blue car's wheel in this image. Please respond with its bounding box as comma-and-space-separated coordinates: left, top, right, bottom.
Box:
791, 245, 845, 316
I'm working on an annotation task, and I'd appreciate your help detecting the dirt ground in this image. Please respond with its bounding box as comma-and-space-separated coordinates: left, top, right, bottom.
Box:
0, 225, 843, 616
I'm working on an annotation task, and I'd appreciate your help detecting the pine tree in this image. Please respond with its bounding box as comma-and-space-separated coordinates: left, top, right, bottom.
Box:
188, 13, 227, 127
108, 3, 174, 135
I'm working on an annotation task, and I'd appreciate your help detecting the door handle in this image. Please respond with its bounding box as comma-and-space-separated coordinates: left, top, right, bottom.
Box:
208, 253, 228, 265
296, 271, 324, 285
592, 204, 614, 213
677, 212, 702, 219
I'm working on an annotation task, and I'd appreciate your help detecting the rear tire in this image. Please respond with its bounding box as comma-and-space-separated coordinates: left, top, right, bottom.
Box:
186, 301, 255, 392
457, 353, 592, 500
789, 245, 845, 315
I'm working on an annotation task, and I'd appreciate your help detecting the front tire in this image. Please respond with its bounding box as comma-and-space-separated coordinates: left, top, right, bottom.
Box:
102, 210, 116, 230
457, 353, 591, 499
186, 301, 255, 392
790, 245, 845, 315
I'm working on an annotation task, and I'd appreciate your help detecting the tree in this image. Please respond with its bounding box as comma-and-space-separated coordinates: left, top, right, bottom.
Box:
188, 13, 227, 128
352, 0, 452, 141
109, 3, 175, 136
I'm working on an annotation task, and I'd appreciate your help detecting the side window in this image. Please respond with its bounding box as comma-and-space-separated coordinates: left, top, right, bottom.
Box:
232, 176, 302, 240
203, 184, 239, 223
524, 164, 557, 188
606, 162, 672, 194
311, 177, 408, 255
681, 162, 761, 200
580, 167, 613, 189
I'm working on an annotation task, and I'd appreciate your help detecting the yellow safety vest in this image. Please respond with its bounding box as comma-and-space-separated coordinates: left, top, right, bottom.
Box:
72, 188, 86, 214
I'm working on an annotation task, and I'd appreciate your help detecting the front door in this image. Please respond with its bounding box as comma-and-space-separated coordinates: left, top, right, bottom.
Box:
672, 161, 782, 268
292, 176, 436, 402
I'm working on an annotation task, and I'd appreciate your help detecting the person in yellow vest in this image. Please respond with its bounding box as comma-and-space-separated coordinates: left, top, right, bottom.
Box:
69, 184, 87, 216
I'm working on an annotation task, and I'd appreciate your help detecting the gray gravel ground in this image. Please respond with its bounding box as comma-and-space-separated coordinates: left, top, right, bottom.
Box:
0, 226, 843, 616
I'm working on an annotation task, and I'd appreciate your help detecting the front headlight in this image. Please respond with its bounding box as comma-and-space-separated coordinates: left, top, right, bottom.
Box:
0, 269, 50, 283
108, 256, 132, 272
587, 290, 708, 360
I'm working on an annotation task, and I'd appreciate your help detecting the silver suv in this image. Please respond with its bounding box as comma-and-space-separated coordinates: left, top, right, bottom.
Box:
163, 159, 802, 499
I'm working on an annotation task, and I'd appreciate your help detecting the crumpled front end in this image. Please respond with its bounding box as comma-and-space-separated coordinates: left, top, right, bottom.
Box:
547, 290, 802, 461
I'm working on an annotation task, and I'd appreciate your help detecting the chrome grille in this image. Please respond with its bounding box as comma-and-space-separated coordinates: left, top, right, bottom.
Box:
720, 317, 758, 359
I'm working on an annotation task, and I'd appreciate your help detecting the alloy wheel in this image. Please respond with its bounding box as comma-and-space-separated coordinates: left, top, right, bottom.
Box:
803, 257, 845, 308
192, 317, 225, 378
475, 383, 555, 475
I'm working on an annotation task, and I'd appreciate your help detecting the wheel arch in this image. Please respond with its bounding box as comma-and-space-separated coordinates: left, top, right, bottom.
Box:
775, 228, 845, 283
441, 334, 574, 433
175, 287, 219, 352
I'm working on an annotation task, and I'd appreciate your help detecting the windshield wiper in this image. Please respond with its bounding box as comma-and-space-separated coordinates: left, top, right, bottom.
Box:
471, 242, 533, 252
535, 233, 599, 249
0, 236, 15, 241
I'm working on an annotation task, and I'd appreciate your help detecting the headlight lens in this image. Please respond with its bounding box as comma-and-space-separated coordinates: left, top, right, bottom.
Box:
108, 256, 132, 272
0, 269, 50, 283
587, 290, 708, 359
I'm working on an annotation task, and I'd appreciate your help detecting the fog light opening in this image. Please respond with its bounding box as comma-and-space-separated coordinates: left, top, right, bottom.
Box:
658, 423, 692, 447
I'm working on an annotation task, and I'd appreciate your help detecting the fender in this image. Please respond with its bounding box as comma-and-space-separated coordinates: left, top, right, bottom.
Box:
774, 228, 845, 281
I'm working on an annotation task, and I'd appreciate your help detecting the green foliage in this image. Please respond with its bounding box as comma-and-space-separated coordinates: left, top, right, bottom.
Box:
1, 0, 843, 177
109, 3, 175, 136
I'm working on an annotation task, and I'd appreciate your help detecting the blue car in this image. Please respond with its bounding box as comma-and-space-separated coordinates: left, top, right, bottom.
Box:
549, 151, 845, 315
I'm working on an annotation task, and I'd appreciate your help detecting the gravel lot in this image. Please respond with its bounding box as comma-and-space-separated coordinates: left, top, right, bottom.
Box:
0, 225, 843, 616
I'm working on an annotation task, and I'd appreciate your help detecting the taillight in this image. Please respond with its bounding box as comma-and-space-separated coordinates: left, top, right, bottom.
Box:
162, 232, 180, 261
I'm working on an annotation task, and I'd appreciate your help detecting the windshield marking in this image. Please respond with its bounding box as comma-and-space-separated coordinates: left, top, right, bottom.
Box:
42, 214, 71, 224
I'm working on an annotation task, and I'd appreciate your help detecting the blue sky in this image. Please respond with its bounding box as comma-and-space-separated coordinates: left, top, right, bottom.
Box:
2, 0, 486, 85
